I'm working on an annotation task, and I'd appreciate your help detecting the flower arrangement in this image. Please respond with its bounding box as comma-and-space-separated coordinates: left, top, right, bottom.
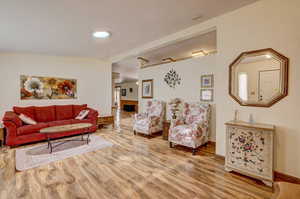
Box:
168, 98, 183, 119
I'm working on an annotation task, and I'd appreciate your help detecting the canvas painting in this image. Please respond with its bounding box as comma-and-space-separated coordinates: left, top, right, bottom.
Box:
142, 79, 153, 98
20, 75, 77, 100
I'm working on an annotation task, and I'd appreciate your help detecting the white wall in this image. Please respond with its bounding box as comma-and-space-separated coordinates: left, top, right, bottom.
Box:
215, 0, 300, 178
139, 55, 217, 141
0, 53, 112, 116
117, 82, 138, 101
138, 0, 300, 178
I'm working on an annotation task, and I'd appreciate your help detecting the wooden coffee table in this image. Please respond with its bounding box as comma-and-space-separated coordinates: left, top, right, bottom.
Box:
40, 123, 92, 153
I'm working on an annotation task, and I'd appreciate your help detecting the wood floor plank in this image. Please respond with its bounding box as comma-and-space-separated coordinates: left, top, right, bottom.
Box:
0, 127, 273, 199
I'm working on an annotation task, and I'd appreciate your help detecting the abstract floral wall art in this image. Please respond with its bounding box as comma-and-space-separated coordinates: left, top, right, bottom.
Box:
20, 75, 77, 100
164, 68, 181, 88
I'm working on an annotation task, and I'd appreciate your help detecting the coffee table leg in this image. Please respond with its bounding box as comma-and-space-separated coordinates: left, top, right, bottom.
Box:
47, 136, 53, 153
87, 132, 90, 144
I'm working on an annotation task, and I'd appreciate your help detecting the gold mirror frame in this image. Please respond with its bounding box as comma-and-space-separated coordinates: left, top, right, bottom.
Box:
229, 48, 289, 107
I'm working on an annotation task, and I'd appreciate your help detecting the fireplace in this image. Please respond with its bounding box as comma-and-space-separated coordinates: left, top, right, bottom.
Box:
123, 104, 135, 112
120, 100, 138, 112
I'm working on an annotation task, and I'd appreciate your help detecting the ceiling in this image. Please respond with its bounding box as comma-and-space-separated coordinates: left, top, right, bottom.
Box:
113, 31, 217, 83
0, 0, 258, 60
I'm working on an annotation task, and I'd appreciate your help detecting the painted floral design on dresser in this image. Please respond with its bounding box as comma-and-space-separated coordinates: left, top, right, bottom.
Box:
227, 127, 271, 176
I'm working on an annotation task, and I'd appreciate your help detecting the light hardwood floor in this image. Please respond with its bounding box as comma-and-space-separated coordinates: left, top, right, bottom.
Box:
0, 126, 273, 199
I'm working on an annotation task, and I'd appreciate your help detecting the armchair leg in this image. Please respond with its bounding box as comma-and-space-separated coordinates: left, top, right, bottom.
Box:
192, 148, 197, 155
169, 142, 173, 148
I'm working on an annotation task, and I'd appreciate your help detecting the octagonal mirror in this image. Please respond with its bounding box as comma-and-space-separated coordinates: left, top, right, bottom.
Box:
229, 48, 289, 107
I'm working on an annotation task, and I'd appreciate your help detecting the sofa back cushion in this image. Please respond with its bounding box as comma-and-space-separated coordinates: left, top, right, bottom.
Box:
56, 105, 73, 120
72, 104, 87, 118
35, 106, 56, 122
13, 106, 36, 120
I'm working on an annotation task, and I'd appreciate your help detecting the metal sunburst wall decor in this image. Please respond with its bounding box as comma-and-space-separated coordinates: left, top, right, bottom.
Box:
164, 68, 181, 88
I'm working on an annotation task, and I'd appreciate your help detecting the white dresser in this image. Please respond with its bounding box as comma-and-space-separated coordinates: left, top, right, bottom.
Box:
225, 120, 275, 187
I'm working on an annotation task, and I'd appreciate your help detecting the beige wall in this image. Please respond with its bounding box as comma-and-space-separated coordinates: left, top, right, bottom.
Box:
139, 55, 217, 141
138, 0, 300, 178
215, 0, 300, 178
117, 82, 138, 101
0, 53, 112, 116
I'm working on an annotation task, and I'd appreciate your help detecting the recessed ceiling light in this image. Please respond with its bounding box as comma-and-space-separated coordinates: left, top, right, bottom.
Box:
93, 31, 111, 38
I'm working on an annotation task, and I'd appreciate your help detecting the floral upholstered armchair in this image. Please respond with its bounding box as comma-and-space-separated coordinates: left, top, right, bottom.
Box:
169, 102, 211, 155
133, 100, 165, 136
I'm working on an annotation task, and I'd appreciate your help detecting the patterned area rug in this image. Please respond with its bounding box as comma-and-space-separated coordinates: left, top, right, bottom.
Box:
15, 135, 113, 171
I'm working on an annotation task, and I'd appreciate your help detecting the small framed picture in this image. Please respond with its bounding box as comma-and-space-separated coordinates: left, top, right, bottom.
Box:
201, 74, 214, 88
200, 89, 214, 102
121, 89, 126, 96
142, 79, 153, 98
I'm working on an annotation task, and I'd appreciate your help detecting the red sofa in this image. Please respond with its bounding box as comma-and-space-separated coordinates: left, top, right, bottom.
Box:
2, 104, 98, 146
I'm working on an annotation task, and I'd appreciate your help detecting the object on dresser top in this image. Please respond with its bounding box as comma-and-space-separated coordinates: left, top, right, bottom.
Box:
225, 120, 275, 187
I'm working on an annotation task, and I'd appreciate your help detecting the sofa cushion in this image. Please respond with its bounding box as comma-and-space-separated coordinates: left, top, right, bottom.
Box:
72, 104, 87, 118
17, 123, 49, 136
47, 120, 73, 127
35, 106, 56, 122
13, 106, 36, 120
19, 114, 37, 125
56, 105, 73, 120
70, 119, 93, 124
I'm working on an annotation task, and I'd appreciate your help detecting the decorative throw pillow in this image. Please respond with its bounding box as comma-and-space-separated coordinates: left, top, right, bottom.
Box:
75, 110, 89, 120
19, 114, 37, 125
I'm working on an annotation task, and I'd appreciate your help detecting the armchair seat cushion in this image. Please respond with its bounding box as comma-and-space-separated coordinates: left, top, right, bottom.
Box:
170, 125, 202, 137
169, 125, 204, 148
17, 123, 49, 136
133, 118, 150, 132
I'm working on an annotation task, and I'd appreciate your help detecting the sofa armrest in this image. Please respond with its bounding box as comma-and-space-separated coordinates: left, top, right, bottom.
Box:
2, 120, 18, 146
86, 108, 99, 123
3, 111, 22, 127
